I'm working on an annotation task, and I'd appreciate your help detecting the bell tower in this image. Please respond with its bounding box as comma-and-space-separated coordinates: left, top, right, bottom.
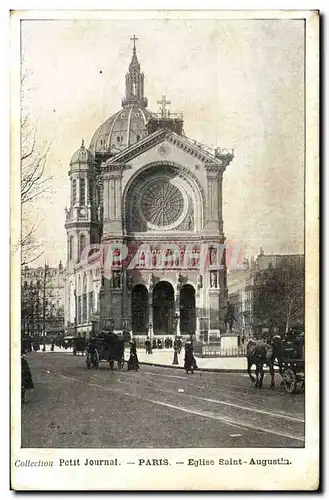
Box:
122, 35, 148, 108
65, 139, 99, 270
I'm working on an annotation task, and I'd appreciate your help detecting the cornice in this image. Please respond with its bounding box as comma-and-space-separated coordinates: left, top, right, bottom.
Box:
105, 128, 224, 166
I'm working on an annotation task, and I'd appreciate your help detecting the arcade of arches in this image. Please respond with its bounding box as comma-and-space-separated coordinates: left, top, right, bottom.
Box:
131, 281, 196, 336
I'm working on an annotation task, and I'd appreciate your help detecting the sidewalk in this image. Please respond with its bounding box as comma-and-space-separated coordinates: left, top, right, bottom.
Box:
134, 348, 247, 372
36, 345, 248, 372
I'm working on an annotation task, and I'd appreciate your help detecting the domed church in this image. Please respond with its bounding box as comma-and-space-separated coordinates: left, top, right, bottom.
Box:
64, 37, 234, 343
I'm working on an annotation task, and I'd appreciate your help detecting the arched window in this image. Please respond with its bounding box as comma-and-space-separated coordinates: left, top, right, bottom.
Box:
80, 179, 86, 205
79, 234, 86, 259
69, 236, 74, 260
72, 180, 77, 204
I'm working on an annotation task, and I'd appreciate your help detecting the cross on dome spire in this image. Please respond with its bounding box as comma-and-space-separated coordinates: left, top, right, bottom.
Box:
130, 35, 139, 51
123, 36, 148, 108
157, 95, 171, 117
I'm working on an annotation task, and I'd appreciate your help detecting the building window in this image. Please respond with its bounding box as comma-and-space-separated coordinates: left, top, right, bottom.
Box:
72, 180, 77, 204
77, 296, 81, 324
89, 291, 94, 317
82, 293, 87, 323
136, 134, 140, 141
80, 179, 86, 205
69, 236, 74, 260
79, 234, 86, 259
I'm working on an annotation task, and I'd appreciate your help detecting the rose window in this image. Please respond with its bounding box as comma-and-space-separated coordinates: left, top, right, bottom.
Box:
140, 180, 184, 227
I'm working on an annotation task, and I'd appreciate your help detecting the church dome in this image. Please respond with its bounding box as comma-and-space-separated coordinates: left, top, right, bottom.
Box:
89, 40, 155, 156
89, 105, 153, 156
70, 139, 94, 167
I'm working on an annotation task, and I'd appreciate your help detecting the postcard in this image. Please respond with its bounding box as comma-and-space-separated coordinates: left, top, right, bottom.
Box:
11, 9, 319, 491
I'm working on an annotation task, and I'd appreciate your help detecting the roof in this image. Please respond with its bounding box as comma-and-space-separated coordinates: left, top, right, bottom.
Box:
70, 140, 94, 166
89, 105, 153, 156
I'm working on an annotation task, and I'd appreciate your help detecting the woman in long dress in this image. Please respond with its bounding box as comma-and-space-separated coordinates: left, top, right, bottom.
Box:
127, 340, 140, 371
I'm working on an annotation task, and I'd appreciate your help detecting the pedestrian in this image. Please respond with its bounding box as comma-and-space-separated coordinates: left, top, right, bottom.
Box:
172, 345, 179, 365
145, 337, 151, 354
21, 352, 34, 403
184, 341, 194, 374
127, 339, 140, 371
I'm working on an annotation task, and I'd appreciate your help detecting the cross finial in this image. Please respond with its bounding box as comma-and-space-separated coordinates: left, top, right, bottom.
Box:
81, 138, 84, 148
130, 35, 139, 51
157, 95, 171, 117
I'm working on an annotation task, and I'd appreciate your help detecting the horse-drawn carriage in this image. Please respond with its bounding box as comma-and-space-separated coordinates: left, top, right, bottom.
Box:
85, 331, 125, 370
274, 334, 305, 394
73, 337, 86, 356
247, 333, 304, 394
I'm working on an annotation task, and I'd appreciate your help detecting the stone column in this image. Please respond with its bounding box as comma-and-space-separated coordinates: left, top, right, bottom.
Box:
86, 290, 89, 324
175, 276, 181, 337
102, 163, 127, 235
205, 164, 220, 231
76, 178, 80, 205
148, 288, 154, 343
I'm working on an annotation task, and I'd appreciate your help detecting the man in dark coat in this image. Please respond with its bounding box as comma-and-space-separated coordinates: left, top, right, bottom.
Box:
184, 341, 196, 374
145, 337, 151, 354
21, 354, 34, 403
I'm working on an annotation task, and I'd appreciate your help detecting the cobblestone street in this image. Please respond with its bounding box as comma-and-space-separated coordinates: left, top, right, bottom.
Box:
21, 352, 305, 449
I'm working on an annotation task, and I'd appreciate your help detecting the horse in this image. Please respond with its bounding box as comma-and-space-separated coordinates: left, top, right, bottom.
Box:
246, 339, 275, 389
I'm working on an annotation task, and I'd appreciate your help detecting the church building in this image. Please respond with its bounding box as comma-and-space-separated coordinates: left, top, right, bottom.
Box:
64, 38, 234, 342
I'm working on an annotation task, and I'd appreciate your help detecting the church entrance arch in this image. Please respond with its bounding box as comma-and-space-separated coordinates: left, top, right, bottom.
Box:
180, 284, 196, 335
131, 284, 148, 334
152, 281, 175, 336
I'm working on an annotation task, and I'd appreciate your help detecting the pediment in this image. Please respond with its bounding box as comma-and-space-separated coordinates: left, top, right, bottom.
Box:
104, 128, 225, 168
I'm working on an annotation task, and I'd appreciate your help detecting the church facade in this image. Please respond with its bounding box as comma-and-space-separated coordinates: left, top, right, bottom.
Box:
64, 40, 234, 342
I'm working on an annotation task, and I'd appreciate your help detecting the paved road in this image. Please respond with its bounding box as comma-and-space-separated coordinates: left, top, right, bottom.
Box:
21, 352, 305, 448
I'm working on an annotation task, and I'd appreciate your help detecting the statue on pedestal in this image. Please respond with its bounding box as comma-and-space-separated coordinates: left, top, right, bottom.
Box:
224, 301, 236, 333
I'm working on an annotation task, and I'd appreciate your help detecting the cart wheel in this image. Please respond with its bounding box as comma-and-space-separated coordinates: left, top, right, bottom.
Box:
93, 349, 100, 369
283, 368, 297, 394
118, 359, 125, 370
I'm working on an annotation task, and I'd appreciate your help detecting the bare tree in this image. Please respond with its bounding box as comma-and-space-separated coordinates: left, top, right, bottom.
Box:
21, 66, 52, 265
253, 256, 304, 336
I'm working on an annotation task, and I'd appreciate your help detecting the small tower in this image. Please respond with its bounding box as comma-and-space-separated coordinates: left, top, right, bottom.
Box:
65, 139, 99, 270
122, 35, 148, 108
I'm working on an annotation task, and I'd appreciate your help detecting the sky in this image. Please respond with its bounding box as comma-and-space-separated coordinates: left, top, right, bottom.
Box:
20, 15, 305, 267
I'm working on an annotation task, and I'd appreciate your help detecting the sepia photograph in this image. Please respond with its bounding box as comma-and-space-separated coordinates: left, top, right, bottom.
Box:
11, 9, 319, 491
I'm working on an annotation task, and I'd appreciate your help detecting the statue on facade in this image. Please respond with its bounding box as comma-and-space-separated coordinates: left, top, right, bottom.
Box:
210, 248, 217, 266
210, 271, 217, 288
180, 246, 186, 267
113, 271, 121, 289
126, 272, 133, 290
148, 273, 154, 287
139, 250, 145, 267
176, 272, 182, 291
173, 247, 180, 267
151, 249, 157, 267
197, 275, 203, 289
187, 214, 193, 231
